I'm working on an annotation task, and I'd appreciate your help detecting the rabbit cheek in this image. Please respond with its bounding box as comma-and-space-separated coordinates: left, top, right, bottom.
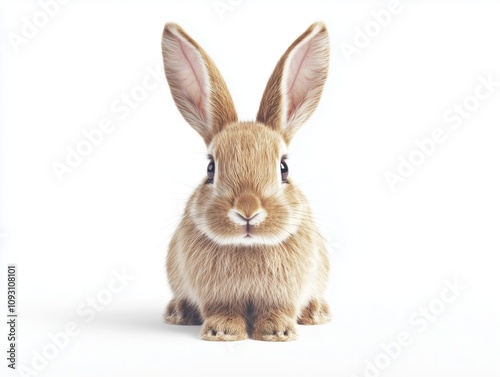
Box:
263, 189, 302, 241
191, 191, 239, 243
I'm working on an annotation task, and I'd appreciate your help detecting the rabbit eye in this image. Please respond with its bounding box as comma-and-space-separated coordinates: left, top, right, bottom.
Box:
206, 159, 215, 183
280, 159, 289, 183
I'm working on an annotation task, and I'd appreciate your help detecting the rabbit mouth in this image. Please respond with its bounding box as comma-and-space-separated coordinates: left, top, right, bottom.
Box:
245, 224, 253, 237
195, 211, 301, 246
241, 225, 257, 240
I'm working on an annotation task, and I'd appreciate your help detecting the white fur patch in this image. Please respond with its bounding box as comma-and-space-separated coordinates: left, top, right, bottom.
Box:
227, 209, 267, 225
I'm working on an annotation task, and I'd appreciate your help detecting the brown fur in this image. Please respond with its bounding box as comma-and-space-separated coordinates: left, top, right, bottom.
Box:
164, 298, 203, 325
161, 23, 331, 341
257, 22, 329, 144
162, 23, 238, 145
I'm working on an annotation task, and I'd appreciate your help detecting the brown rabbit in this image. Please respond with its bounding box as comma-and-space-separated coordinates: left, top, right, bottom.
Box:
162, 22, 331, 341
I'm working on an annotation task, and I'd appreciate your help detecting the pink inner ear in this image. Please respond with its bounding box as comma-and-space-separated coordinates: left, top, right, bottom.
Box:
285, 39, 315, 119
174, 37, 208, 121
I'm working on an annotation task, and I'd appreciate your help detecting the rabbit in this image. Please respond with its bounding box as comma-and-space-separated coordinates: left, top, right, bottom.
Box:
161, 21, 331, 341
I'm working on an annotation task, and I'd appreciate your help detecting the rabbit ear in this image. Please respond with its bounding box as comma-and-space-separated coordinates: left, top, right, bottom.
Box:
257, 22, 329, 144
162, 23, 238, 145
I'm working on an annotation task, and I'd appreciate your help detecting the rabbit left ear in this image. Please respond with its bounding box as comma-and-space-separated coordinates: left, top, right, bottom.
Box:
257, 22, 330, 144
162, 23, 238, 145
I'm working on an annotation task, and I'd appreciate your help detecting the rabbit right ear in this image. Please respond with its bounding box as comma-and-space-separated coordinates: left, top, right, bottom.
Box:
162, 23, 238, 145
257, 22, 330, 144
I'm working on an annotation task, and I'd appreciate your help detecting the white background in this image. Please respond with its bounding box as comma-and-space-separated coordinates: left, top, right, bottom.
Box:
1, 1, 500, 376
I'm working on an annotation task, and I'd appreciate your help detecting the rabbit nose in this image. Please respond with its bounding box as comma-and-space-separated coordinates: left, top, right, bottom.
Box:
229, 193, 267, 225
229, 209, 267, 226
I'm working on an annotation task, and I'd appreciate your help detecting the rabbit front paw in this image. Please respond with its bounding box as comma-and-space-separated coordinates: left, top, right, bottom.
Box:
252, 315, 297, 341
201, 315, 248, 341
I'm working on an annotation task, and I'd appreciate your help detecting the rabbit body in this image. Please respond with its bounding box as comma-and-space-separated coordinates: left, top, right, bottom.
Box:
162, 22, 331, 341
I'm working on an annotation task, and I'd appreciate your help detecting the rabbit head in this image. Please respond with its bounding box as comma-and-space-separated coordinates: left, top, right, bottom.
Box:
161, 22, 329, 247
